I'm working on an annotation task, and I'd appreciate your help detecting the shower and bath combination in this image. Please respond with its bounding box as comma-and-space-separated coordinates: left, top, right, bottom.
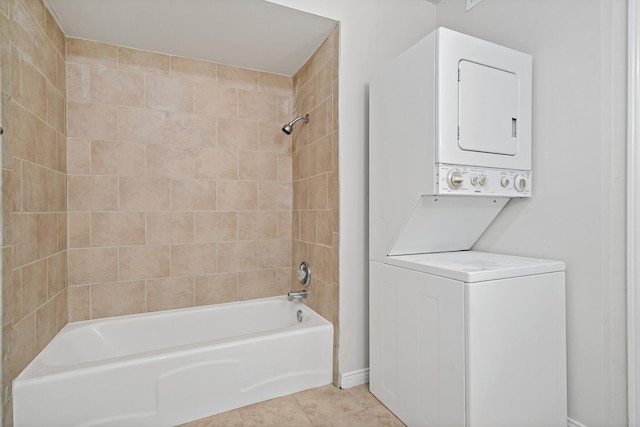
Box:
282, 114, 310, 134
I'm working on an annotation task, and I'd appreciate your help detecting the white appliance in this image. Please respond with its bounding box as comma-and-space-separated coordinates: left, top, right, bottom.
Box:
370, 252, 567, 427
369, 27, 532, 258
368, 28, 567, 426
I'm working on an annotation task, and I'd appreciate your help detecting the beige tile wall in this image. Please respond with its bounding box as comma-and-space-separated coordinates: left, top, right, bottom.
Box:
1, 8, 339, 421
65, 39, 295, 320
1, 0, 68, 423
292, 27, 340, 384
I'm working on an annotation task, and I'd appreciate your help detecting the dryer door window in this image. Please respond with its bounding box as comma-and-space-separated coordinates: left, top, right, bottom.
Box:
458, 60, 519, 156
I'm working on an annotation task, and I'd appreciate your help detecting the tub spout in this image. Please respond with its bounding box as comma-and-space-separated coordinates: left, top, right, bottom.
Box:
287, 290, 307, 301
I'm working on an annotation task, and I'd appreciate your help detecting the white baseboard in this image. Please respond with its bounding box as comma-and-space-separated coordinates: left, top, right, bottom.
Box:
339, 368, 369, 389
568, 418, 588, 427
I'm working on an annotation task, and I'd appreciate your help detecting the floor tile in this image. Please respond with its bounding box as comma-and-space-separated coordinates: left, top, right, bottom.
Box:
178, 383, 406, 427
178, 408, 243, 427
345, 384, 382, 409
239, 394, 312, 427
294, 384, 365, 424
367, 405, 406, 427
329, 409, 380, 427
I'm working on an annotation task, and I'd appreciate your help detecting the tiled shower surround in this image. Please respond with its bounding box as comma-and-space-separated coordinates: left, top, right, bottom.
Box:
1, 0, 340, 420
1, 0, 68, 422
64, 26, 341, 375
292, 30, 340, 384
65, 38, 296, 319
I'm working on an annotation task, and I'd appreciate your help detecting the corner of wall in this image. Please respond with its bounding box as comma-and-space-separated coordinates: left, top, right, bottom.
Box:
2, 0, 68, 421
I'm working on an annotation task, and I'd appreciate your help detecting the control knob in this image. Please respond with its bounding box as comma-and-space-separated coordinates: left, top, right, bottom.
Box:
447, 170, 464, 189
514, 175, 528, 192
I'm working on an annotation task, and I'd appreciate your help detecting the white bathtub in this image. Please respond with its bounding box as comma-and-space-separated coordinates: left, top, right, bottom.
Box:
13, 296, 333, 427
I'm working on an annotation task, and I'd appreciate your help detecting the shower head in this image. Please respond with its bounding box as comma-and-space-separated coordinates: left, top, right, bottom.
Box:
282, 114, 310, 135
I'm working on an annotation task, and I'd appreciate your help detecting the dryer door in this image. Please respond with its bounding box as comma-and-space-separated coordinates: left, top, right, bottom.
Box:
458, 60, 519, 156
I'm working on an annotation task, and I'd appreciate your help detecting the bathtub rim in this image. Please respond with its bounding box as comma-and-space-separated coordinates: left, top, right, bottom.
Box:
14, 296, 332, 383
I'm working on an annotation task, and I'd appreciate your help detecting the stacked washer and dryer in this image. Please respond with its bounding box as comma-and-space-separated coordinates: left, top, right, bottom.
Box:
369, 28, 567, 426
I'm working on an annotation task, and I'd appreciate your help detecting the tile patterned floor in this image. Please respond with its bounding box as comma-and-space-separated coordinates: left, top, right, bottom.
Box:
179, 384, 406, 427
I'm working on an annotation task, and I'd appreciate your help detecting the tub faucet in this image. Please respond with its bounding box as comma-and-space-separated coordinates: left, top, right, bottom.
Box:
287, 290, 307, 301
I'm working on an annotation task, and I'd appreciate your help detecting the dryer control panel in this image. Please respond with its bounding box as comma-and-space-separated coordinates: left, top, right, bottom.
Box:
436, 164, 531, 197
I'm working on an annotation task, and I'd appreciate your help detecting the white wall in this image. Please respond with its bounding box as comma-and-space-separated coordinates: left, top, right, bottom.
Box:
266, 0, 438, 380
436, 1, 628, 425
270, 1, 628, 425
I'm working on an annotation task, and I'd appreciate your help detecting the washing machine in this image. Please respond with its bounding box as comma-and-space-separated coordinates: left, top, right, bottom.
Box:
370, 251, 567, 426
368, 28, 567, 427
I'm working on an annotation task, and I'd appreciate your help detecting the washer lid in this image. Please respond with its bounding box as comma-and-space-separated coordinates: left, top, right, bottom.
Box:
385, 251, 565, 282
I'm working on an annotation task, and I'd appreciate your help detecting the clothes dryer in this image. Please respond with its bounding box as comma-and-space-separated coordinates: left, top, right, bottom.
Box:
369, 27, 533, 259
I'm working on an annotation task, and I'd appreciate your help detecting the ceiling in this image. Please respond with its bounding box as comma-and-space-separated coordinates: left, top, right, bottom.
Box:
44, 0, 339, 76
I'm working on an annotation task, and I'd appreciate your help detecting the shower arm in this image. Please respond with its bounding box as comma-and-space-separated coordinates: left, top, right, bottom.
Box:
289, 114, 309, 126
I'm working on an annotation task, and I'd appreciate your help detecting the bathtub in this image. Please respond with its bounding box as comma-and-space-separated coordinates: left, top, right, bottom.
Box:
13, 296, 333, 427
